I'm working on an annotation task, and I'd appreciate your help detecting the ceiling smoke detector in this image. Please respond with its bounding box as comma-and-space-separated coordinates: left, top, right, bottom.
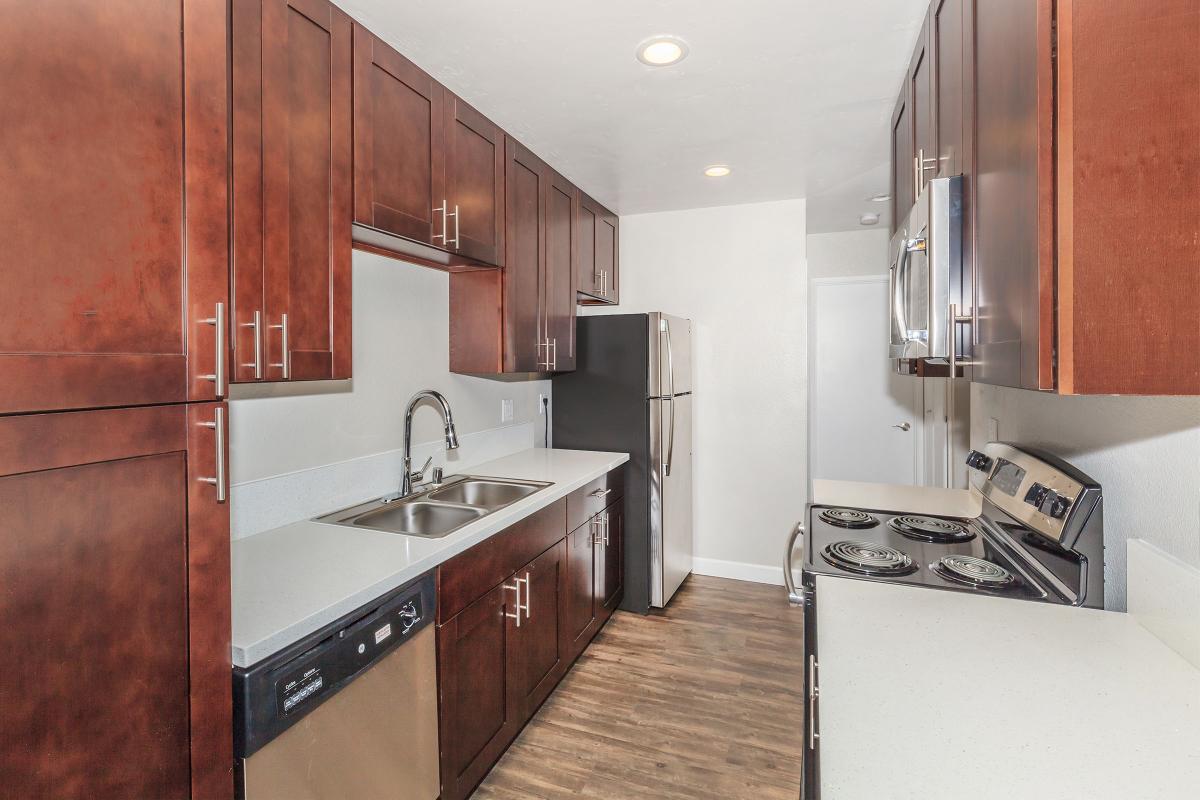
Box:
868, 193, 891, 203
636, 36, 689, 67
859, 213, 880, 226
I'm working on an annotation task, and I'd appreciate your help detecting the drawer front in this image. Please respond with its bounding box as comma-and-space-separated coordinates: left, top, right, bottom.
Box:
565, 467, 625, 534
437, 499, 566, 623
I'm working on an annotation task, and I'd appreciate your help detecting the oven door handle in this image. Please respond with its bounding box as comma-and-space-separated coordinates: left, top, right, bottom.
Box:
784, 522, 806, 605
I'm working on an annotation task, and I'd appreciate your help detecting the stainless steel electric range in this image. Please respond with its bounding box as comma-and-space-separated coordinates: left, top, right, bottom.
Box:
785, 442, 1104, 799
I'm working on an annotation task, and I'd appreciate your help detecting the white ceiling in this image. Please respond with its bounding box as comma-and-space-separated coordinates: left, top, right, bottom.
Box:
336, 0, 927, 233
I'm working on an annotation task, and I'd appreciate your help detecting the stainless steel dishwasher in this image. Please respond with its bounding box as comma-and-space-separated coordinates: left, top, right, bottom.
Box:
233, 573, 439, 800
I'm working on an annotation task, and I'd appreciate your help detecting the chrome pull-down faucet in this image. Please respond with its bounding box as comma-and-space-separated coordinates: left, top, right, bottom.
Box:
399, 389, 460, 498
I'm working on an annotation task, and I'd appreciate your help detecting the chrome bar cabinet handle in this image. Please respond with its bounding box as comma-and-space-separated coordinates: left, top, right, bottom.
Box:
432, 201, 447, 243
241, 309, 263, 379
200, 302, 226, 397
269, 313, 289, 379
197, 406, 227, 503
520, 572, 530, 621
589, 488, 612, 500
504, 579, 522, 627
447, 203, 460, 249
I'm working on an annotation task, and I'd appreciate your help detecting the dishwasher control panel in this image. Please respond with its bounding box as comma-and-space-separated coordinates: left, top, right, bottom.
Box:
234, 572, 435, 758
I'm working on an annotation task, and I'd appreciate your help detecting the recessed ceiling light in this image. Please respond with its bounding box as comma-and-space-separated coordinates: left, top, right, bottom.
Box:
859, 212, 880, 226
704, 165, 731, 178
868, 193, 891, 202
636, 36, 689, 67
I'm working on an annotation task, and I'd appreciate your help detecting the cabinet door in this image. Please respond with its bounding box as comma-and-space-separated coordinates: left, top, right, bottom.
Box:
351, 26, 445, 247
233, 0, 352, 384
563, 522, 597, 660
576, 196, 600, 298
504, 138, 548, 372
0, 404, 232, 800
507, 540, 567, 720
544, 172, 578, 371
597, 502, 624, 621
971, 0, 1055, 391
890, 90, 914, 232
0, 0, 228, 413
445, 93, 505, 267
437, 584, 518, 800
909, 16, 935, 195
597, 206, 620, 305
932, 0, 968, 179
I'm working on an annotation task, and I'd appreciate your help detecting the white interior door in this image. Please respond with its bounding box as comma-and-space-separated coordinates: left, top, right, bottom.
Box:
809, 276, 923, 485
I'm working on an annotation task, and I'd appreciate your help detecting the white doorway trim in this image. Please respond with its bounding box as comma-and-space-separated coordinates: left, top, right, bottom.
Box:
807, 275, 925, 493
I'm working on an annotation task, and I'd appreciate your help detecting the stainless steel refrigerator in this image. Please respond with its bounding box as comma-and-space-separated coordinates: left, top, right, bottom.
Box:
551, 313, 693, 612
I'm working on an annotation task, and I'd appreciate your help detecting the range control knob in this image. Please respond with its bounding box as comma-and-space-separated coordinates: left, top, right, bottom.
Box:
1041, 492, 1072, 519
965, 450, 993, 471
1023, 482, 1050, 508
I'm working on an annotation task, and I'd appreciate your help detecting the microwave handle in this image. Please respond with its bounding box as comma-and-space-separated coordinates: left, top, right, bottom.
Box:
893, 235, 911, 341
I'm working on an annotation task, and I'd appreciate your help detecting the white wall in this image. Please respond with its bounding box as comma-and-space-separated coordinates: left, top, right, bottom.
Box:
230, 251, 550, 485
970, 383, 1200, 610
806, 228, 889, 280
585, 199, 808, 582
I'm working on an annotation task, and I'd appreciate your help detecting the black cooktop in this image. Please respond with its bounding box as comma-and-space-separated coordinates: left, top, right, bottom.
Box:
805, 506, 1054, 602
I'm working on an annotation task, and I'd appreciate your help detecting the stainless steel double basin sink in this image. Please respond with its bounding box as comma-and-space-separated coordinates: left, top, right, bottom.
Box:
315, 476, 552, 539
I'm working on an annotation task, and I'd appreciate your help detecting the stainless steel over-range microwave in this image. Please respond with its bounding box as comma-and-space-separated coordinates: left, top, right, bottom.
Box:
889, 175, 964, 361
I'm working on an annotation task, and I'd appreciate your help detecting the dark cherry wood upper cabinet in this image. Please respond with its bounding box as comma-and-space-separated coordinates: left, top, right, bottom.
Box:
544, 171, 579, 372
932, 0, 969, 179
0, 404, 232, 800
890, 90, 914, 233
1055, 0, 1200, 394
576, 192, 620, 305
449, 137, 560, 375
437, 584, 518, 800
909, 16, 936, 196
0, 0, 228, 414
232, 0, 353, 384
970, 0, 1055, 391
349, 32, 504, 270
503, 138, 548, 373
351, 26, 444, 248
444, 93, 506, 267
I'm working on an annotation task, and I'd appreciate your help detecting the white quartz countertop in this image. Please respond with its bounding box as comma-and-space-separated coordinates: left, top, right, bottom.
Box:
811, 478, 982, 519
814, 575, 1200, 799
231, 448, 629, 668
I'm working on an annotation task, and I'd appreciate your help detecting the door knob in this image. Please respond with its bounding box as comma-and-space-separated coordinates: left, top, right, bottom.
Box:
893, 422, 912, 431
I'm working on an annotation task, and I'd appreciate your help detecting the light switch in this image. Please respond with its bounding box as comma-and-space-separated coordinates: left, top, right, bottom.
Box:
501, 398, 514, 423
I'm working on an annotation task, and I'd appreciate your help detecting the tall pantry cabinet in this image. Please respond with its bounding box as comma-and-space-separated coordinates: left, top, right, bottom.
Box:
0, 1, 233, 797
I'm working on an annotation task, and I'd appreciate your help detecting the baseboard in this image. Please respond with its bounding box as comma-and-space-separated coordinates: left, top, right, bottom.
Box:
692, 557, 795, 587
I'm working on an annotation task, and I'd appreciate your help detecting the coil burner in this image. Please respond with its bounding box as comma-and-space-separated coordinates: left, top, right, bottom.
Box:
818, 508, 880, 529
821, 540, 917, 577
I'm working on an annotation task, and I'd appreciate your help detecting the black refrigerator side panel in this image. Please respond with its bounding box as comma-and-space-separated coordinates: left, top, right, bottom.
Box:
552, 314, 652, 614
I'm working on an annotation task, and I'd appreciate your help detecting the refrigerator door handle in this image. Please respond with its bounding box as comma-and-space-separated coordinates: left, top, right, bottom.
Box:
661, 318, 676, 476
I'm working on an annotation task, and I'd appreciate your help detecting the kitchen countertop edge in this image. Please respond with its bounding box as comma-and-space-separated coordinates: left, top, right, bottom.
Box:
232, 448, 630, 669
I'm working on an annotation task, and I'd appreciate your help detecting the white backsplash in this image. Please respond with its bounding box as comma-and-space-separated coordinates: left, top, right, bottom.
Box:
1128, 539, 1200, 671
231, 422, 538, 539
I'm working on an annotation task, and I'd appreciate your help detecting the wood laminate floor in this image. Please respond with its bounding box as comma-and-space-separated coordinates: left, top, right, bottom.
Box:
473, 575, 806, 799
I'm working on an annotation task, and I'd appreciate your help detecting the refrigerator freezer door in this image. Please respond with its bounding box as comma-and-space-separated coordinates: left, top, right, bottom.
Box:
650, 393, 693, 607
649, 313, 692, 398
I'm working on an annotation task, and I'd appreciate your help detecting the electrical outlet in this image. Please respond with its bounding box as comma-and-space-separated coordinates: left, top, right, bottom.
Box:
500, 398, 514, 423
538, 393, 548, 415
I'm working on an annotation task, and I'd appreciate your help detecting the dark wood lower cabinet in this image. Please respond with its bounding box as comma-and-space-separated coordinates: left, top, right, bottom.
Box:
507, 540, 566, 720
597, 501, 624, 619
437, 584, 516, 800
437, 468, 625, 800
0, 404, 232, 800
